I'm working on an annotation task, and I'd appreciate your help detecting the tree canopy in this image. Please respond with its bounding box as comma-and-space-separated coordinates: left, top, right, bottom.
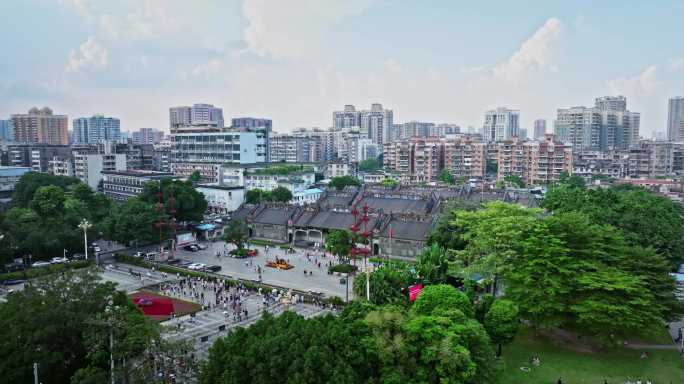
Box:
541, 183, 684, 269
329, 176, 361, 190
451, 201, 680, 336
438, 169, 455, 184
0, 176, 112, 261
0, 269, 163, 383
358, 158, 381, 172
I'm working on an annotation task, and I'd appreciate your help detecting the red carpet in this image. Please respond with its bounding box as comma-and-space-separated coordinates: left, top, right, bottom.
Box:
132, 294, 174, 316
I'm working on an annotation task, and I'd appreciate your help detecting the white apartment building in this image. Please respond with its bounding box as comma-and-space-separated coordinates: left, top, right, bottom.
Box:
483, 107, 520, 142
195, 185, 245, 213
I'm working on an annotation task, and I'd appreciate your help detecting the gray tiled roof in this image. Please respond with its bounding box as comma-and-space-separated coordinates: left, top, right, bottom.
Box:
360, 197, 430, 214
253, 207, 296, 225
382, 220, 433, 241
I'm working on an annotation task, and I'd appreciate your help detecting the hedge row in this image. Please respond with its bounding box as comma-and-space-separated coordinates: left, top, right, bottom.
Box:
0, 260, 93, 283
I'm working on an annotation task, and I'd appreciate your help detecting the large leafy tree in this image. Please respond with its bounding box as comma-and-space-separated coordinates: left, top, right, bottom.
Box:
353, 261, 417, 305
223, 219, 249, 251
245, 188, 267, 204
329, 176, 361, 191
452, 202, 679, 337
484, 299, 519, 356
325, 229, 353, 262
104, 199, 160, 246
0, 269, 160, 384
542, 183, 684, 268
438, 169, 455, 184
201, 312, 377, 384
139, 178, 207, 222
358, 158, 381, 172
270, 186, 293, 202
11, 172, 80, 208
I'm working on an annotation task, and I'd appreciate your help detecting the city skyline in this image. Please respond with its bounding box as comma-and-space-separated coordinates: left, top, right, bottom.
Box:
1, 1, 684, 136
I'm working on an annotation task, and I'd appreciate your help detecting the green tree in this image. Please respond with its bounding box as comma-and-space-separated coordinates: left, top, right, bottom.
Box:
503, 175, 525, 188
427, 200, 481, 251
411, 284, 474, 318
415, 244, 450, 284
380, 177, 399, 187
329, 176, 361, 191
0, 269, 160, 384
438, 169, 455, 184
139, 178, 207, 222
358, 158, 381, 172
30, 185, 66, 217
354, 261, 416, 305
325, 229, 353, 262
245, 188, 267, 204
187, 170, 202, 183
542, 184, 684, 268
269, 186, 293, 202
223, 219, 249, 252
11, 172, 80, 208
484, 299, 519, 356
104, 199, 160, 246
201, 312, 377, 384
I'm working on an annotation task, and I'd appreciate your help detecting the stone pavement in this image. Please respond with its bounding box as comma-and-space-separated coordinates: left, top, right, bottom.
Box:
171, 240, 355, 299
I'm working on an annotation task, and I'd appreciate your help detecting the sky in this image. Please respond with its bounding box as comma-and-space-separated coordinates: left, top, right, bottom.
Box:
1, 0, 684, 137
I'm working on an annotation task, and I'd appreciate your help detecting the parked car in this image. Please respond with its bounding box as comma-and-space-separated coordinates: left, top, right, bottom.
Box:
145, 252, 158, 260
31, 261, 52, 268
183, 245, 199, 252
187, 263, 206, 271
133, 251, 145, 258
197, 244, 208, 250
94, 247, 101, 253
166, 259, 181, 265
203, 265, 221, 272
50, 257, 69, 264
176, 260, 193, 267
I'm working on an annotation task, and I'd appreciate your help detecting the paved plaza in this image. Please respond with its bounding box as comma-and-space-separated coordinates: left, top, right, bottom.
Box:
171, 240, 356, 299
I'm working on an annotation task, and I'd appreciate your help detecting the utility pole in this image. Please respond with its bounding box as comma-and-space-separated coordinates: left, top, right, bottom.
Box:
33, 362, 38, 384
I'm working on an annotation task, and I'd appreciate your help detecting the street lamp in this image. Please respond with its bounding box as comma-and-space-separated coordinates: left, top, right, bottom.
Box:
78, 219, 92, 261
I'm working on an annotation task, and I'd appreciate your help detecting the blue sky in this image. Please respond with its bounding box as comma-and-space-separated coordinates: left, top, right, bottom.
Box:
1, 0, 683, 137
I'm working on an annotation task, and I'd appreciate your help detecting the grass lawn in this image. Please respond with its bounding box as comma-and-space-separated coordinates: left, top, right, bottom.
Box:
497, 328, 684, 384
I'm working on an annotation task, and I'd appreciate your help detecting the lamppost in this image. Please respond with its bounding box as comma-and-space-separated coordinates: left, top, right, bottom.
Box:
105, 297, 118, 384
78, 219, 91, 261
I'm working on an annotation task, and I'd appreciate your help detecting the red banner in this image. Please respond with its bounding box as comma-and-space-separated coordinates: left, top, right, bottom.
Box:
409, 284, 423, 302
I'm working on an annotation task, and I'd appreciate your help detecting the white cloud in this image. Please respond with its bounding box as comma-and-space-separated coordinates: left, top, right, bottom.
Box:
189, 59, 225, 79
492, 17, 563, 83
242, 0, 376, 60
66, 36, 109, 73
607, 65, 660, 96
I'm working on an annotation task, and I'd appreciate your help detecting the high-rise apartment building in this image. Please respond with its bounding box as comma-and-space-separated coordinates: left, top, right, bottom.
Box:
291, 127, 328, 162
333, 104, 393, 147
11, 107, 68, 145
496, 134, 572, 185
269, 134, 311, 163
132, 128, 165, 144
483, 107, 520, 142
667, 96, 684, 142
443, 139, 487, 180
73, 115, 121, 144
169, 103, 224, 128
0, 120, 13, 141
556, 96, 639, 152
533, 119, 546, 140
383, 138, 444, 182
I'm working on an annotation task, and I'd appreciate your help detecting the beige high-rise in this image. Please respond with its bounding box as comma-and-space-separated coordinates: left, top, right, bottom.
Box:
11, 107, 68, 145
